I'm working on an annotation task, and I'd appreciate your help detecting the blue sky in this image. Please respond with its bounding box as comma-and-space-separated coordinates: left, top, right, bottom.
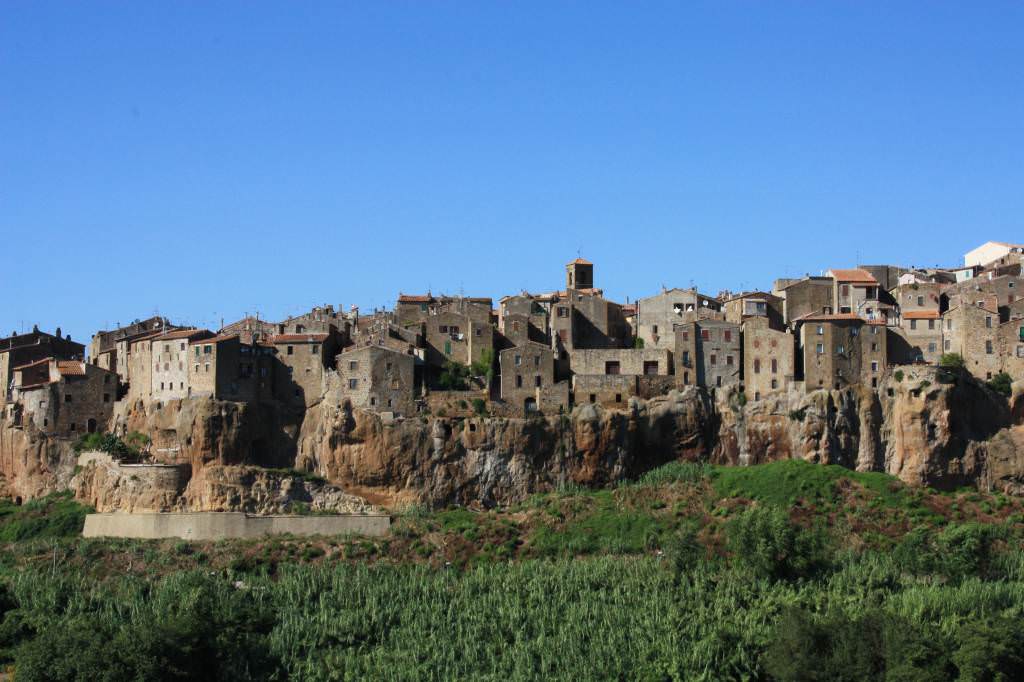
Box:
2, 2, 1022, 342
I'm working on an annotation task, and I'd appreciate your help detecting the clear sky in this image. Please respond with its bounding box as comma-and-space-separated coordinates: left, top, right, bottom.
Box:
2, 2, 1022, 343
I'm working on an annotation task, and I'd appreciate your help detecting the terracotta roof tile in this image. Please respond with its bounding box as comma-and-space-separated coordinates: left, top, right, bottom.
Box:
155, 328, 213, 341
828, 268, 879, 284
398, 295, 433, 303
902, 311, 941, 320
567, 258, 592, 265
56, 360, 86, 376
11, 357, 51, 372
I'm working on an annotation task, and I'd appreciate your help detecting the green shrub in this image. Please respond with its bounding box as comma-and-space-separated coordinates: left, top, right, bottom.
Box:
726, 506, 826, 581
987, 372, 1013, 398
0, 492, 92, 542
637, 461, 711, 486
788, 408, 807, 422
894, 370, 904, 382
633, 337, 645, 349
939, 353, 965, 371
472, 398, 487, 416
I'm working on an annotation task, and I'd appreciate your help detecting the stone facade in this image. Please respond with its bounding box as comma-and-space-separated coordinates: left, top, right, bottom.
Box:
723, 291, 784, 330
498, 342, 559, 414
9, 359, 117, 436
742, 317, 795, 399
674, 320, 741, 389
569, 347, 672, 377
636, 288, 724, 349
0, 330, 85, 408
335, 345, 416, 414
270, 330, 344, 408
942, 298, 1001, 381
776, 277, 834, 326
151, 329, 215, 402
188, 335, 273, 402
798, 315, 887, 391
550, 290, 631, 353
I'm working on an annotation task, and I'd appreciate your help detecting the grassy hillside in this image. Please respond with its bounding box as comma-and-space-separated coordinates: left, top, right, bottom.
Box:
1, 461, 1023, 680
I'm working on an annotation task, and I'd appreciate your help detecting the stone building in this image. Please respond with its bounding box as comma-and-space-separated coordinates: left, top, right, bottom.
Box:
674, 319, 741, 389
498, 342, 565, 414
570, 347, 673, 407
797, 315, 887, 391
636, 288, 724, 349
998, 321, 1024, 380
723, 291, 784, 330
774, 277, 834, 327
276, 305, 351, 339
0, 329, 85, 409
549, 290, 631, 354
565, 258, 595, 290
946, 274, 1024, 319
188, 334, 273, 402
219, 315, 278, 345
420, 310, 494, 369
941, 295, 1001, 381
7, 358, 117, 436
498, 295, 549, 347
742, 317, 795, 399
150, 329, 215, 401
88, 317, 173, 373
335, 345, 416, 414
826, 268, 891, 322
395, 294, 493, 329
269, 329, 344, 407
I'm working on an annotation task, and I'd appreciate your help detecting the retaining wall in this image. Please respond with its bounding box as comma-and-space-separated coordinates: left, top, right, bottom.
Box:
83, 512, 390, 540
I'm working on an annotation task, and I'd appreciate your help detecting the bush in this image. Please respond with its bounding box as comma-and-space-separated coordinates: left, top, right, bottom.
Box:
939, 353, 965, 371
894, 370, 904, 382
470, 348, 495, 382
72, 432, 140, 460
987, 372, 1013, 398
637, 461, 711, 486
633, 337, 645, 349
726, 506, 826, 581
788, 408, 807, 422
0, 492, 93, 542
471, 398, 487, 416
438, 361, 472, 390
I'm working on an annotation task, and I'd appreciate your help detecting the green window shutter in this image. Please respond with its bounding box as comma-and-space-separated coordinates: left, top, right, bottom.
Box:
444, 341, 451, 356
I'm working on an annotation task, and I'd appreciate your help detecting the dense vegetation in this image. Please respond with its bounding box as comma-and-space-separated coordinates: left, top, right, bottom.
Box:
1, 461, 1023, 680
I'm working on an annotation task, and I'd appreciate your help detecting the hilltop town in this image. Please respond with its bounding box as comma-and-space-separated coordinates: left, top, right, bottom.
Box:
3, 240, 1024, 443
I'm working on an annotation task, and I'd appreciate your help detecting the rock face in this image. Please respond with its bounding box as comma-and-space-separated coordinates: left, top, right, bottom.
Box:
3, 369, 1024, 510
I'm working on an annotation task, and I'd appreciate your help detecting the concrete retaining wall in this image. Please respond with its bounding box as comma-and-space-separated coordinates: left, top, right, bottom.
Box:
83, 512, 390, 540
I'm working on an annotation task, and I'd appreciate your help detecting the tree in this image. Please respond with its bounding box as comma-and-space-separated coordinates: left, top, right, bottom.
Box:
987, 371, 1013, 398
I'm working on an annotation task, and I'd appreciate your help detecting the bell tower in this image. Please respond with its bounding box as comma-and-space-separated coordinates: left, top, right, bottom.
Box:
566, 258, 593, 290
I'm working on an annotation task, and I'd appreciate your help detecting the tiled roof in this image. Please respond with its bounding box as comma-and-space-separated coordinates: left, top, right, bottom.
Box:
57, 360, 86, 376
902, 311, 941, 320
270, 333, 329, 343
398, 294, 433, 303
189, 334, 239, 345
796, 312, 877, 323
567, 258, 592, 265
155, 328, 213, 341
828, 268, 879, 284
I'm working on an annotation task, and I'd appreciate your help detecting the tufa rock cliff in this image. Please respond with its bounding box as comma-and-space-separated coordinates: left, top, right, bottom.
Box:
2, 368, 1024, 510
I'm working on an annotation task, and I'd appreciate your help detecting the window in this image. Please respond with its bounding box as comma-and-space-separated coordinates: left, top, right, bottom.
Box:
652, 325, 659, 335
164, 344, 170, 352
557, 307, 568, 318
754, 359, 761, 374
514, 355, 521, 366
836, 344, 845, 355
871, 361, 878, 372
370, 397, 376, 406
710, 354, 717, 366
1017, 346, 1024, 358
917, 296, 924, 306
103, 393, 110, 402
910, 319, 917, 330
444, 341, 452, 356
841, 284, 849, 297
817, 325, 824, 335
643, 361, 659, 375
534, 356, 540, 367
816, 343, 824, 354
195, 347, 201, 358
195, 364, 200, 372
986, 317, 993, 328
287, 346, 294, 355
928, 342, 936, 353
180, 342, 186, 351
64, 394, 72, 403
871, 343, 878, 351
944, 340, 951, 351
683, 372, 689, 385
753, 339, 760, 349
947, 319, 953, 330
348, 379, 358, 389
589, 394, 596, 403
928, 320, 935, 330
986, 340, 994, 354
755, 392, 761, 401
204, 345, 212, 354
726, 355, 734, 366
160, 382, 164, 390
681, 331, 689, 341
179, 362, 183, 370
391, 379, 400, 389
682, 351, 690, 366
205, 363, 210, 373
771, 379, 778, 389
701, 330, 710, 341
605, 361, 620, 375
724, 330, 732, 342
70, 423, 76, 432
349, 361, 358, 370
771, 359, 777, 374
103, 375, 110, 384
716, 376, 722, 387
439, 325, 448, 333
311, 345, 319, 355
615, 394, 622, 403
535, 376, 542, 387
515, 375, 522, 388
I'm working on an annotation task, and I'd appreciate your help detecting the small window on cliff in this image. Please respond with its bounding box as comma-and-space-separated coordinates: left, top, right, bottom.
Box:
469, 423, 477, 432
